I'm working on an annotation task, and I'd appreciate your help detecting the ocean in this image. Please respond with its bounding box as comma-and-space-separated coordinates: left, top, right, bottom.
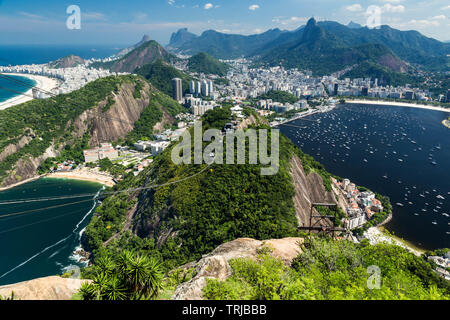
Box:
0, 178, 103, 286
0, 44, 121, 104
280, 103, 450, 250
0, 44, 121, 66
0, 75, 36, 104
0, 45, 116, 286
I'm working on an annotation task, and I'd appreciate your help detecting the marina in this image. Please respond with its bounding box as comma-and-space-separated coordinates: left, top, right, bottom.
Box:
280, 103, 450, 250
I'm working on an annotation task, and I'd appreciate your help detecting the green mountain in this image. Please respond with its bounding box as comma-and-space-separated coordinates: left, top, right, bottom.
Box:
167, 28, 198, 49
341, 61, 423, 87
135, 59, 193, 97
170, 18, 449, 73
167, 28, 286, 59
48, 55, 85, 69
260, 18, 403, 76
187, 52, 230, 76
79, 107, 450, 300
317, 21, 449, 72
0, 75, 185, 187
115, 35, 152, 58
94, 40, 177, 73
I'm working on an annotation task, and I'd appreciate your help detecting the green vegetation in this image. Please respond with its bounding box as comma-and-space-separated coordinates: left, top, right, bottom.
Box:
125, 90, 185, 144
79, 250, 163, 300
102, 96, 115, 113
187, 52, 230, 76
97, 158, 126, 179
135, 59, 193, 97
92, 40, 177, 73
256, 90, 299, 104
37, 132, 92, 174
0, 75, 141, 184
203, 237, 450, 300
83, 108, 305, 270
342, 61, 424, 87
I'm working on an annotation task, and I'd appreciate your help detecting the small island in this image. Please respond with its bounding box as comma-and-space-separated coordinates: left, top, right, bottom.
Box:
443, 118, 450, 129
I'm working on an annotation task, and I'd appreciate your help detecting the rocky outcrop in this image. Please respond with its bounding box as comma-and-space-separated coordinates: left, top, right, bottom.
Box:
290, 155, 336, 227
0, 134, 33, 163
0, 276, 91, 300
88, 82, 150, 145
49, 55, 85, 69
0, 81, 149, 188
171, 237, 303, 300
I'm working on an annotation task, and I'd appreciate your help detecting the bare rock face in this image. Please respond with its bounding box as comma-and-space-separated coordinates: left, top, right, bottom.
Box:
0, 276, 91, 300
290, 154, 336, 227
171, 237, 303, 300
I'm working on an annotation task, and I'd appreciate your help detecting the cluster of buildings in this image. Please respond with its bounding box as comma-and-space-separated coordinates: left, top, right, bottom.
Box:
83, 143, 119, 163
171, 77, 218, 103
258, 99, 309, 113
332, 178, 384, 230
189, 79, 217, 98
0, 63, 118, 98
221, 61, 325, 101
133, 140, 171, 155
325, 77, 435, 102
427, 253, 450, 281
54, 160, 77, 172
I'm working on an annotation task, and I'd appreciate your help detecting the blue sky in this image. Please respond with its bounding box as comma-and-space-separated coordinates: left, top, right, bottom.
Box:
0, 0, 448, 45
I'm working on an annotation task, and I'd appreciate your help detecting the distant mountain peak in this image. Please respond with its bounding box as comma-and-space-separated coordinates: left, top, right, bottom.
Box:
168, 28, 198, 48
306, 17, 317, 27
301, 17, 326, 43
141, 35, 151, 42
347, 21, 362, 29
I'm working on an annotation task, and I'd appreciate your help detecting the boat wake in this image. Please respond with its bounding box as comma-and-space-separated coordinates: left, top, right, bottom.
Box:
0, 188, 103, 280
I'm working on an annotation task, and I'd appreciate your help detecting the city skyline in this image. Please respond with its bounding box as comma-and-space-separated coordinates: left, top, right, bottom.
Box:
0, 0, 448, 46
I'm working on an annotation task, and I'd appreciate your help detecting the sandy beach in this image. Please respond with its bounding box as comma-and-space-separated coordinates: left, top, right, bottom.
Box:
346, 99, 450, 113
0, 73, 60, 110
364, 227, 424, 256
46, 167, 116, 187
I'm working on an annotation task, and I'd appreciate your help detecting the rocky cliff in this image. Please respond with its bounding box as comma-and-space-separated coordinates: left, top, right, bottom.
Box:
0, 276, 90, 300
0, 78, 152, 188
171, 237, 304, 300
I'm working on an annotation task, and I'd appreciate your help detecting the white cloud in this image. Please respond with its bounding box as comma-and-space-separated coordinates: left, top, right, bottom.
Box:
345, 4, 363, 12
249, 5, 260, 11
432, 15, 446, 20
442, 5, 450, 10
204, 3, 213, 10
18, 11, 44, 20
407, 19, 439, 27
272, 16, 309, 26
83, 12, 107, 21
382, 4, 405, 13
168, 0, 175, 5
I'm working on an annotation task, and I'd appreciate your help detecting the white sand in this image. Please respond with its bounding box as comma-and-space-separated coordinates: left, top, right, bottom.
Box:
347, 99, 450, 113
364, 227, 423, 256
0, 73, 60, 110
47, 167, 116, 187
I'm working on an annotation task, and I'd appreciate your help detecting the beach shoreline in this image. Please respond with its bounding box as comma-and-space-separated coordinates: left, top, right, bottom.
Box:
46, 168, 116, 187
364, 226, 425, 256
0, 73, 60, 110
0, 168, 115, 193
346, 99, 450, 113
